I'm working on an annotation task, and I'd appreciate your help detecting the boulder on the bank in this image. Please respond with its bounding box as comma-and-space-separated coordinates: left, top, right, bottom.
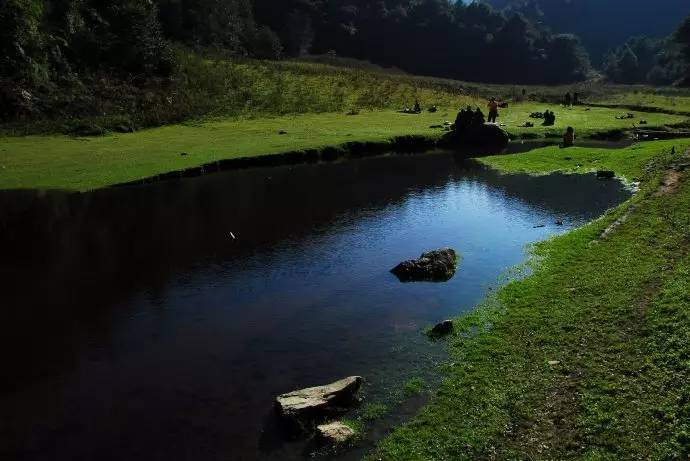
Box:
391, 248, 458, 282
596, 170, 615, 179
275, 376, 363, 423
431, 320, 454, 336
439, 123, 509, 152
317, 421, 356, 444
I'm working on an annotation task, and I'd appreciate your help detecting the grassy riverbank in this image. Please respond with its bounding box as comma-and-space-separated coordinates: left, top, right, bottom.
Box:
370, 139, 690, 460
1, 104, 686, 191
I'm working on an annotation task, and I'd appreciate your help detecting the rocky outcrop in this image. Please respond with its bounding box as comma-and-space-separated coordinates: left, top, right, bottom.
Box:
275, 376, 363, 424
439, 123, 509, 152
316, 421, 356, 444
391, 248, 458, 282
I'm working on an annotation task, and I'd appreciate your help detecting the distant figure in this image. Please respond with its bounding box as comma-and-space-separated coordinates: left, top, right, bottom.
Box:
564, 92, 572, 107
413, 100, 421, 113
474, 107, 485, 125
487, 97, 499, 123
573, 92, 580, 105
543, 110, 556, 126
563, 126, 575, 147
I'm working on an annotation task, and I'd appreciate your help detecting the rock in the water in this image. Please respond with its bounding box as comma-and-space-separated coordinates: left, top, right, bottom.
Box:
440, 123, 509, 152
431, 320, 454, 336
391, 248, 458, 282
317, 421, 356, 444
275, 376, 363, 422
596, 170, 615, 179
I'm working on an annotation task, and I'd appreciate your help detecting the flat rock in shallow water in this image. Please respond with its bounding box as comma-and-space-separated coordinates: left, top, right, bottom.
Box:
275, 376, 363, 421
391, 248, 458, 282
317, 421, 356, 444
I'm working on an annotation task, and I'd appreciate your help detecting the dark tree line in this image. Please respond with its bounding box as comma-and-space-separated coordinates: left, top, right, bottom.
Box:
251, 0, 592, 84
487, 0, 690, 64
604, 37, 686, 85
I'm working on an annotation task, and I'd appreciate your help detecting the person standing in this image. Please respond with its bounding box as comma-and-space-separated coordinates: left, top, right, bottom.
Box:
565, 92, 572, 107
563, 126, 575, 147
487, 97, 499, 123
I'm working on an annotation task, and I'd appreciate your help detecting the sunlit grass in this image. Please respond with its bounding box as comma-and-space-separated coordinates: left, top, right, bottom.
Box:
1, 104, 685, 191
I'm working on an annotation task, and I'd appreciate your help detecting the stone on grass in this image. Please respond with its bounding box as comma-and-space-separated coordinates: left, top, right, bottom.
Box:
391, 248, 458, 283
317, 421, 356, 444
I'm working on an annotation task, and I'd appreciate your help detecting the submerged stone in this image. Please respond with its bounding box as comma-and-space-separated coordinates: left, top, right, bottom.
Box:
391, 248, 458, 282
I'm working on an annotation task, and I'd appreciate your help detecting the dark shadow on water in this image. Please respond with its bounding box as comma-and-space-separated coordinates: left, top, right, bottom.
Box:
0, 151, 631, 460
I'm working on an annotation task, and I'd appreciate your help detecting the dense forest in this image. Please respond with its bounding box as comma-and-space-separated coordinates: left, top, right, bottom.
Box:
2, 0, 690, 122
485, 0, 689, 62
486, 0, 690, 85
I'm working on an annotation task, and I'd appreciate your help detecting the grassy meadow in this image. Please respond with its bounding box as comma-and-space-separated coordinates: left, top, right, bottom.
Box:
2, 54, 690, 191
1, 101, 686, 191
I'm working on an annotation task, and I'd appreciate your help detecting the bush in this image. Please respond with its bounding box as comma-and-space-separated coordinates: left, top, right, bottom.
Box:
248, 26, 283, 59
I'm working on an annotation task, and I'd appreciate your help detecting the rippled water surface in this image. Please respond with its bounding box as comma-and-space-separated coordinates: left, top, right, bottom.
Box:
0, 152, 631, 460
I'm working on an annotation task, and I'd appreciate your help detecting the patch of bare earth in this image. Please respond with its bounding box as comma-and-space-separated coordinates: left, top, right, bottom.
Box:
600, 149, 690, 240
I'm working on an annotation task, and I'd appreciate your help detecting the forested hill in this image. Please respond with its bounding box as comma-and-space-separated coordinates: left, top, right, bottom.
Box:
483, 0, 690, 62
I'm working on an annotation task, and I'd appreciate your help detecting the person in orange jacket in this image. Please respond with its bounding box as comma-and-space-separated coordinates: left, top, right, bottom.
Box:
487, 97, 499, 123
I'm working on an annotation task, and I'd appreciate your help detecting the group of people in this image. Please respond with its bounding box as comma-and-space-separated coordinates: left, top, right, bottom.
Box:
449, 94, 577, 147
454, 105, 485, 131
564, 92, 580, 107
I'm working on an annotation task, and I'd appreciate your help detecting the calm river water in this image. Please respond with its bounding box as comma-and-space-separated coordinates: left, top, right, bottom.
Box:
0, 152, 630, 460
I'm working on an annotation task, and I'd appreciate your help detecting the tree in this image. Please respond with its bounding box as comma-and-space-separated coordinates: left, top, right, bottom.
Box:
543, 34, 591, 84
675, 15, 690, 85
0, 0, 45, 84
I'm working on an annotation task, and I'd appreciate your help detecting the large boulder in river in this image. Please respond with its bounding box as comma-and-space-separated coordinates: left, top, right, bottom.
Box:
275, 376, 363, 425
439, 122, 509, 152
391, 248, 458, 282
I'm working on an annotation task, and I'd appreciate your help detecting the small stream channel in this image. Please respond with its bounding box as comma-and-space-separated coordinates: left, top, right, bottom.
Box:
0, 151, 631, 461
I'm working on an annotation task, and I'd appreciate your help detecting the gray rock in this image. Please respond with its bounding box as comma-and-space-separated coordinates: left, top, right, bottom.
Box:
391, 248, 458, 282
275, 376, 363, 422
317, 421, 356, 444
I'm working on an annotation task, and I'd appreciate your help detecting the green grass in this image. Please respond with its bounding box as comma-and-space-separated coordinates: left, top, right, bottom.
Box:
0, 51, 481, 136
595, 92, 690, 115
477, 139, 686, 181
1, 104, 685, 191
402, 378, 427, 397
496, 103, 685, 138
369, 139, 690, 460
